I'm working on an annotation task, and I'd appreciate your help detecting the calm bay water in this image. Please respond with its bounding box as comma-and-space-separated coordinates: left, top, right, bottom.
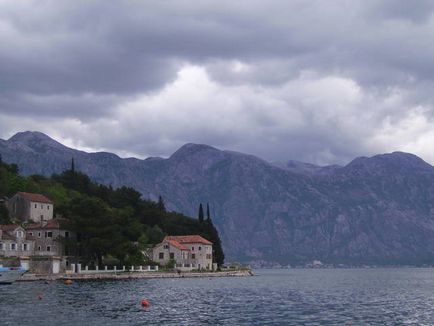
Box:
2, 268, 434, 325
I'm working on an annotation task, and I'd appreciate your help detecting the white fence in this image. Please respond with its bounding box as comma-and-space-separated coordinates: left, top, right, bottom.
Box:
69, 264, 159, 274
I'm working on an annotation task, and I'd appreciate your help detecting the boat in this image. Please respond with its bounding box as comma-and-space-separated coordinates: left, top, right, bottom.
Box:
0, 266, 27, 284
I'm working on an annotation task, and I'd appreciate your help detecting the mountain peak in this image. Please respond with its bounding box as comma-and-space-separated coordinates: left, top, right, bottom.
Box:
170, 143, 220, 159
8, 131, 53, 142
7, 131, 68, 152
345, 151, 433, 174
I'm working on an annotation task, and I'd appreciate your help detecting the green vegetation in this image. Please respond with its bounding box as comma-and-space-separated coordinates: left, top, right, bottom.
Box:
0, 159, 225, 267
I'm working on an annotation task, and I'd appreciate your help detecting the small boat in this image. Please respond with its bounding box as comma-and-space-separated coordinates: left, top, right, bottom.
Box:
0, 266, 27, 284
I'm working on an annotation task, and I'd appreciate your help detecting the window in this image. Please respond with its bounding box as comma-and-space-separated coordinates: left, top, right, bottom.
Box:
199, 246, 202, 251
11, 243, 16, 250
46, 246, 51, 252
41, 204, 43, 209
192, 247, 195, 251
206, 254, 212, 259
159, 252, 164, 259
38, 232, 41, 238
170, 253, 174, 259
35, 204, 37, 208
37, 246, 41, 251
47, 206, 50, 210
163, 244, 169, 249
0, 243, 3, 250
45, 231, 52, 238
17, 231, 23, 238
23, 243, 28, 251
29, 232, 33, 236
191, 254, 196, 259
65, 231, 69, 238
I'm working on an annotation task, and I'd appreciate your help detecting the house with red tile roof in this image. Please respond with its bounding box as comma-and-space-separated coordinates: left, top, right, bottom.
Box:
152, 235, 213, 271
7, 192, 54, 223
0, 224, 33, 258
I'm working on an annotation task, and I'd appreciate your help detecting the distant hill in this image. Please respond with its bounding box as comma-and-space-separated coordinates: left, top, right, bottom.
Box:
2, 131, 434, 265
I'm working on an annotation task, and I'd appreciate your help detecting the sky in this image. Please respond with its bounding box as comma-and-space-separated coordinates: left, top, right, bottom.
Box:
1, 0, 434, 165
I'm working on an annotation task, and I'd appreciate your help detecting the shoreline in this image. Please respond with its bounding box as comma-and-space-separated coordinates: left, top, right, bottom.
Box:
18, 269, 253, 282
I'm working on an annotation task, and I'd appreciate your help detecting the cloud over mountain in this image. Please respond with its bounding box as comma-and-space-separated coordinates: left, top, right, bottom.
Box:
1, 0, 434, 164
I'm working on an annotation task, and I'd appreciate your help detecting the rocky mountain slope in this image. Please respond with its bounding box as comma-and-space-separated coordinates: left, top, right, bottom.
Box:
2, 131, 434, 265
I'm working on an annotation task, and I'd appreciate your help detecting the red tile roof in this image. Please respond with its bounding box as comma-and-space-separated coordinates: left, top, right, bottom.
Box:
26, 218, 69, 230
166, 239, 189, 251
0, 224, 20, 232
165, 235, 212, 245
17, 192, 53, 204
0, 224, 22, 240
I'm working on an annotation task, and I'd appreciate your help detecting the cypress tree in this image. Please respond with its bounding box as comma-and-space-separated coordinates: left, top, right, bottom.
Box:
205, 215, 225, 266
198, 203, 204, 223
157, 195, 166, 212
71, 157, 75, 173
206, 203, 210, 222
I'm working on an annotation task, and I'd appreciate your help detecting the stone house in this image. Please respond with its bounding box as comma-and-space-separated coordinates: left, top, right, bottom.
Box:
26, 218, 74, 271
153, 235, 213, 271
0, 224, 34, 257
1, 192, 75, 273
7, 192, 54, 223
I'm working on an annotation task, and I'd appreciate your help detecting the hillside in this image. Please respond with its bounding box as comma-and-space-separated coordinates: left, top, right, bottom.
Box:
2, 131, 434, 265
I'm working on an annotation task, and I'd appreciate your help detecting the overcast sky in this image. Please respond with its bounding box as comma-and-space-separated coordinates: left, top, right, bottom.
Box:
1, 0, 434, 165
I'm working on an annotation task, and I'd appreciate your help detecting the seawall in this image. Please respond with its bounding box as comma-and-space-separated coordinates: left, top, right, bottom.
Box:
19, 269, 253, 281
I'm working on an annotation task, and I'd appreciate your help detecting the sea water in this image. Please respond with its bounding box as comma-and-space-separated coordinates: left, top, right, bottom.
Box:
1, 268, 434, 325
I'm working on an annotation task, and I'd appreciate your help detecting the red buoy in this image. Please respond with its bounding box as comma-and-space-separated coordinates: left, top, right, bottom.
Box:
141, 299, 150, 307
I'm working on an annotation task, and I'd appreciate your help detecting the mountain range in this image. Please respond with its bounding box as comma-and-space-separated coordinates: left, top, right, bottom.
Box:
2, 131, 434, 266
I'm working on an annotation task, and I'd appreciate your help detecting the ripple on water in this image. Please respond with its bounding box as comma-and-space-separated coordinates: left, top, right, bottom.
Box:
2, 269, 434, 325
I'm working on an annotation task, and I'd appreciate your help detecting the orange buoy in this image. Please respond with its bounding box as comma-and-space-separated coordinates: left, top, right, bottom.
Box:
141, 299, 150, 307
63, 279, 73, 285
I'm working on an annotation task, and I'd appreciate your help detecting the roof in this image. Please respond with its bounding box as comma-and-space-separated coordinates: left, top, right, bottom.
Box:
16, 192, 53, 204
165, 235, 212, 245
0, 224, 21, 232
166, 239, 189, 251
0, 224, 22, 240
26, 218, 69, 230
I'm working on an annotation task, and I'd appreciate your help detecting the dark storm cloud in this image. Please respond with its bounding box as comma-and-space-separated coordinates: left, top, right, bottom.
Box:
1, 0, 434, 164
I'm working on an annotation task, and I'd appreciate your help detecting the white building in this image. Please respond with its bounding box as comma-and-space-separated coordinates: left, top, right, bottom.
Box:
0, 225, 33, 257
7, 192, 54, 223
153, 235, 213, 271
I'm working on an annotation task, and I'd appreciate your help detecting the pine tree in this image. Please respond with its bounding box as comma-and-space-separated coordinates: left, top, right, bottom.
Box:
198, 203, 204, 223
71, 157, 75, 173
157, 195, 166, 212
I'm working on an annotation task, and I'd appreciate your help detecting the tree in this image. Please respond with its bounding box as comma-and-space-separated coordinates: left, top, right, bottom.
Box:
206, 203, 210, 222
147, 225, 165, 244
0, 204, 10, 224
157, 195, 166, 212
71, 158, 75, 173
207, 218, 225, 266
198, 203, 204, 223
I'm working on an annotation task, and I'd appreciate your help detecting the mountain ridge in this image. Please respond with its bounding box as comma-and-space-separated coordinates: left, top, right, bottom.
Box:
2, 131, 434, 265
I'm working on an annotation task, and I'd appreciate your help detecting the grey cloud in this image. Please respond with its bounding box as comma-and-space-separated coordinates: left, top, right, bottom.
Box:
1, 0, 434, 164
